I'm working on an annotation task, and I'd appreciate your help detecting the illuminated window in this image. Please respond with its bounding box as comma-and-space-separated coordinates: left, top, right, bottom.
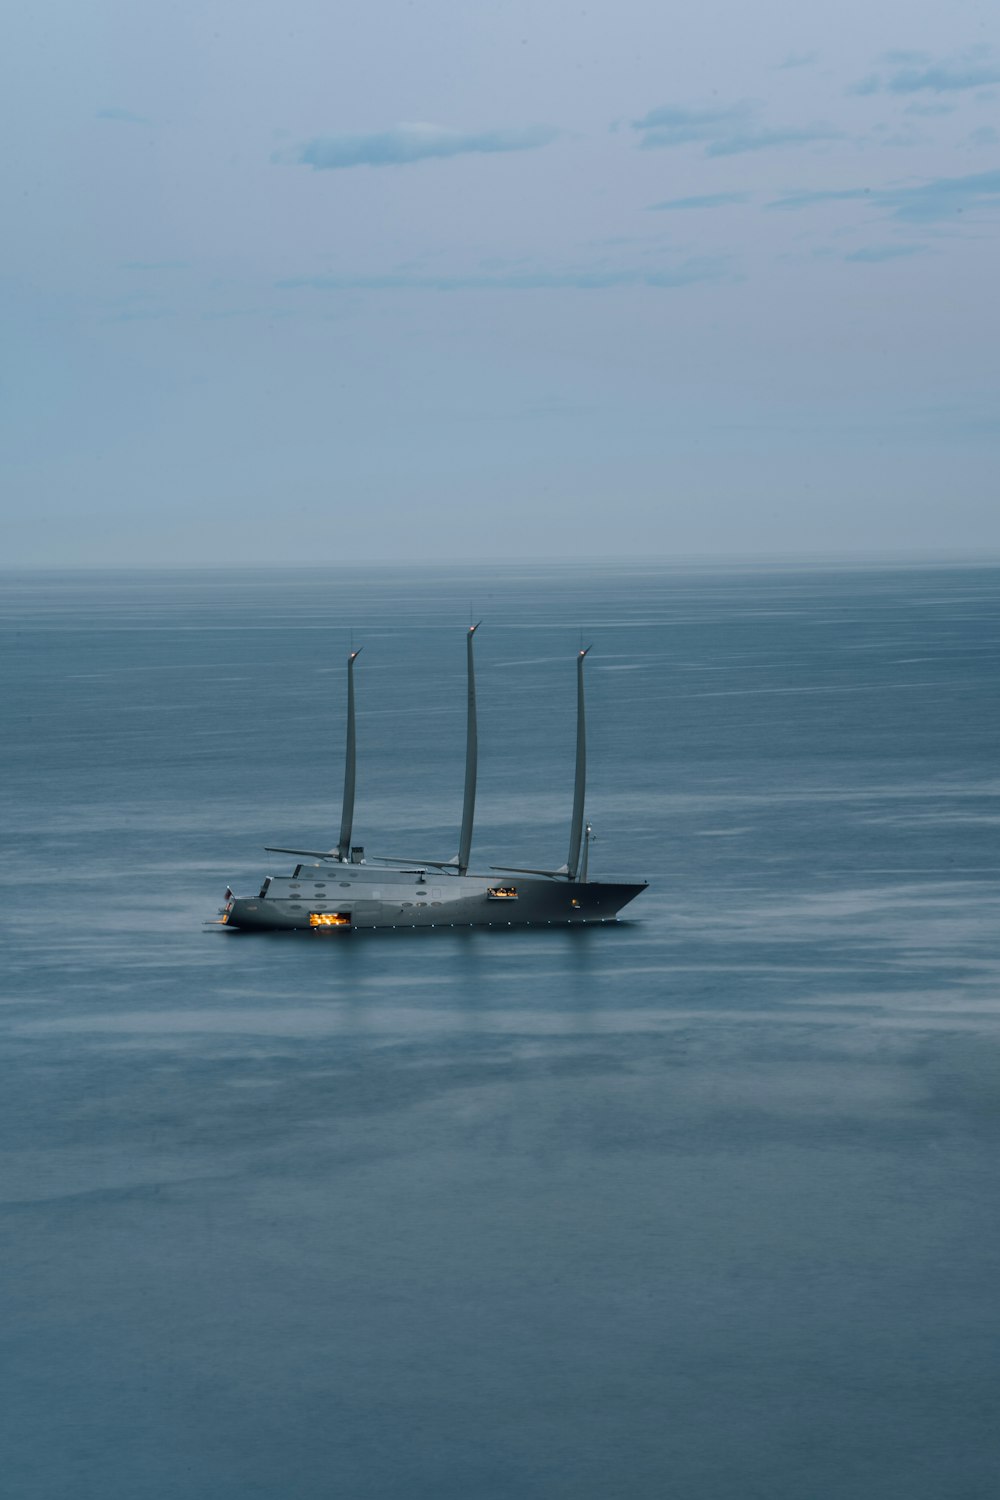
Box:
570, 898, 581, 908
309, 912, 351, 927
487, 886, 518, 900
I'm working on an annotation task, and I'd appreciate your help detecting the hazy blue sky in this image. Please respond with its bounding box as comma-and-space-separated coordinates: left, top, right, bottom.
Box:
3, 0, 998, 564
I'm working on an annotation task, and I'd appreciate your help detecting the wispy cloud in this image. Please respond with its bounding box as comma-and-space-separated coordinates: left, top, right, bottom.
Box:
768, 188, 872, 212
768, 169, 1000, 223
649, 192, 750, 210
843, 244, 928, 263
774, 51, 820, 71
878, 49, 930, 65
286, 122, 559, 170
101, 308, 173, 323
97, 107, 151, 125
872, 169, 1000, 223
850, 47, 1000, 95
887, 60, 1000, 93
278, 258, 733, 292
121, 260, 189, 271
708, 125, 841, 156
632, 103, 752, 148
633, 102, 840, 156
864, 123, 926, 149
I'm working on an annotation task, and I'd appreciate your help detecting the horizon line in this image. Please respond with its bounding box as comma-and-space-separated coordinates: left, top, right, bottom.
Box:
3, 548, 999, 574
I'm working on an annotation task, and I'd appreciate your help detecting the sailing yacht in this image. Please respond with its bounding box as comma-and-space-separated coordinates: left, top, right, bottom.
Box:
217, 629, 647, 931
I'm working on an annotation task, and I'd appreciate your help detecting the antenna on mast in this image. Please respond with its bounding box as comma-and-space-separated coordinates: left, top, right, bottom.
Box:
457, 623, 480, 875
565, 646, 591, 880
336, 647, 361, 862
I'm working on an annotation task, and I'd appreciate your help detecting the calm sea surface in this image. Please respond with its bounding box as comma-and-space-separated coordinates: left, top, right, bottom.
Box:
2, 563, 999, 1499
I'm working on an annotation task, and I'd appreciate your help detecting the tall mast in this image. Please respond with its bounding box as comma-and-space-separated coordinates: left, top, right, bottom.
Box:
457, 623, 480, 875
566, 646, 591, 880
337, 648, 361, 862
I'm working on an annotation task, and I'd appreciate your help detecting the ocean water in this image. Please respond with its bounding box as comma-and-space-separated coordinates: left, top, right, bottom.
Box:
2, 562, 999, 1499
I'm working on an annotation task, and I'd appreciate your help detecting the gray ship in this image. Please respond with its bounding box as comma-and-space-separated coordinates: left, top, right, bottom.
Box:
218, 629, 647, 932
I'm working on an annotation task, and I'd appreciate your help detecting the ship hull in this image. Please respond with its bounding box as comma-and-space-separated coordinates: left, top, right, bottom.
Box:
222, 866, 646, 932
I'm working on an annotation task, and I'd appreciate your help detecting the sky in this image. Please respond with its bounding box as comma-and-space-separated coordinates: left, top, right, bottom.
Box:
2, 0, 998, 565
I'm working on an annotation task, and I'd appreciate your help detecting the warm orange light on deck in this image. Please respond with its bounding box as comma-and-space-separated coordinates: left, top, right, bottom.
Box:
309, 912, 351, 926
